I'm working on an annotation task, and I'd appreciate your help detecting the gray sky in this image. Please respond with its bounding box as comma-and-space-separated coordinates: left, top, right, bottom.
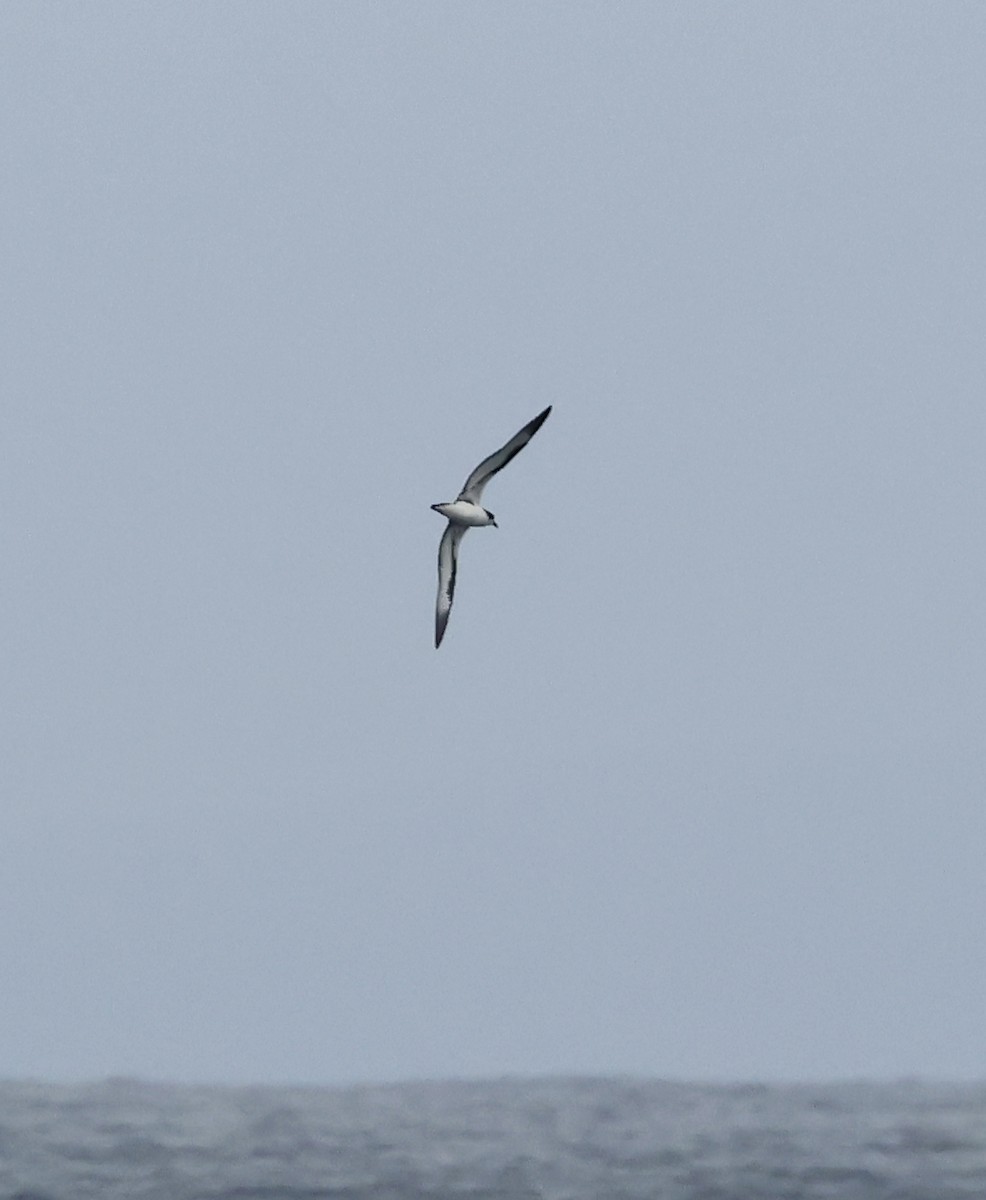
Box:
2, 2, 985, 1086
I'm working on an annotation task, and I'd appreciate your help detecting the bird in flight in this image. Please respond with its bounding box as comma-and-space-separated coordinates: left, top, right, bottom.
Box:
431, 405, 552, 648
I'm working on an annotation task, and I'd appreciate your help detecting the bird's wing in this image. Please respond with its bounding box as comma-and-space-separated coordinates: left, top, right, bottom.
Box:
457, 405, 552, 504
435, 522, 468, 648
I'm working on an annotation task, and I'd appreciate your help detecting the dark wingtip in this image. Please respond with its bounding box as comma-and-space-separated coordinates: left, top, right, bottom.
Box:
520, 405, 551, 440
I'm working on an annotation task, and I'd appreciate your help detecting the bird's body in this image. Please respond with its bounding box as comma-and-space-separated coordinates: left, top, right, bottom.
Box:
430, 500, 496, 527
431, 405, 552, 647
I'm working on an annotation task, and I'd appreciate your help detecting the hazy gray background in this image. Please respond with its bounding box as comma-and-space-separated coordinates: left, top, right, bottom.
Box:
2, 2, 984, 1087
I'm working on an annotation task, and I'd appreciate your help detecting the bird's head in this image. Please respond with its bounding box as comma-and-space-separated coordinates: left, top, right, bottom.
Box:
485, 509, 498, 527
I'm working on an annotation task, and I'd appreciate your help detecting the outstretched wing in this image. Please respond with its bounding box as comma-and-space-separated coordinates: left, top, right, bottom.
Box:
458, 405, 552, 504
435, 522, 468, 648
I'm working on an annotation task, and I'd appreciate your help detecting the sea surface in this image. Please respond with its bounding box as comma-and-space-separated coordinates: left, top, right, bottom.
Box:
1, 1076, 984, 1199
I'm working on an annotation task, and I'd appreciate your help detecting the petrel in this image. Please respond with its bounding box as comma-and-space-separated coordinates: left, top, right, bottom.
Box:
431, 405, 552, 648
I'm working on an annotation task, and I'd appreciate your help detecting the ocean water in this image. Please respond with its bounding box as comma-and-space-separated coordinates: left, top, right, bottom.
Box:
1, 1076, 984, 1200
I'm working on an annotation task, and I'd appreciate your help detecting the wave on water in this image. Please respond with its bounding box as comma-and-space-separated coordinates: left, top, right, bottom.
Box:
1, 1075, 985, 1199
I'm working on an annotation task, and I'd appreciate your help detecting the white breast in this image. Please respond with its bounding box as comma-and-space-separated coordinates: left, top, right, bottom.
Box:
433, 500, 493, 526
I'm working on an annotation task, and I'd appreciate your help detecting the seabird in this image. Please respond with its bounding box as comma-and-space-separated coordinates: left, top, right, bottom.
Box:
431, 405, 552, 648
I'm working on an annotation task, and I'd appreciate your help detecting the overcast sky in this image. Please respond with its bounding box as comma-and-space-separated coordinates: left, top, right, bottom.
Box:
2, 2, 985, 1086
